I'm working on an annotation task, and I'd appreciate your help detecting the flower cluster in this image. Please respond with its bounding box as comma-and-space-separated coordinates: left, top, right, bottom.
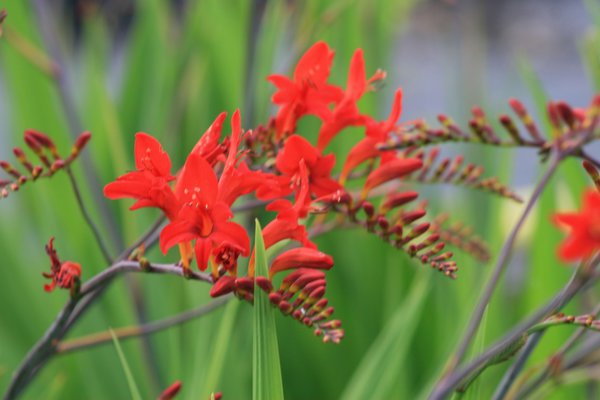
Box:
43, 237, 81, 295
105, 41, 466, 341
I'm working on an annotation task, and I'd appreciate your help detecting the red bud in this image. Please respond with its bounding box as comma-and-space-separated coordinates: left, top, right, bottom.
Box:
363, 158, 422, 196
270, 248, 333, 278
159, 380, 182, 400
209, 276, 236, 297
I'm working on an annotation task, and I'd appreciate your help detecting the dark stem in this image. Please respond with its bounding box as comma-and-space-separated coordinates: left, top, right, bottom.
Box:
429, 264, 600, 399
492, 332, 544, 400
511, 301, 600, 399
432, 149, 562, 394
65, 167, 113, 264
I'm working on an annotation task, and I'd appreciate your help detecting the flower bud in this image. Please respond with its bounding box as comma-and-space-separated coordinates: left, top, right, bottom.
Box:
270, 248, 333, 278
209, 276, 236, 297
159, 380, 182, 400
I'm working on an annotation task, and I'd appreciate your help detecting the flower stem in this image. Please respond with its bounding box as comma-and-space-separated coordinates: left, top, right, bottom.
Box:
431, 149, 562, 397
65, 167, 114, 264
430, 259, 600, 399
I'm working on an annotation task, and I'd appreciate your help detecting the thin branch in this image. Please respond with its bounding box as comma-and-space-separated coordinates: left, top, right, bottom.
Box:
31, 0, 123, 250
65, 167, 113, 264
429, 264, 600, 399
80, 261, 212, 297
432, 148, 563, 393
57, 296, 231, 354
510, 302, 600, 399
492, 332, 544, 400
494, 268, 600, 399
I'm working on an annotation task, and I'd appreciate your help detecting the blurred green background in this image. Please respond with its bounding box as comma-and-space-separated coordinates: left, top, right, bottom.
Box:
1, 0, 599, 399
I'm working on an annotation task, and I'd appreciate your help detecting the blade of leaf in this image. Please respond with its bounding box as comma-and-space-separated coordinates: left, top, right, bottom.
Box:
110, 328, 143, 400
253, 219, 285, 400
340, 270, 431, 400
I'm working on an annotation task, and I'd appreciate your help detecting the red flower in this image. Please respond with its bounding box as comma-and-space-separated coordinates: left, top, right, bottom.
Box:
216, 111, 268, 206
340, 89, 403, 184
190, 112, 228, 166
262, 160, 315, 250
160, 152, 250, 275
268, 41, 343, 138
161, 111, 254, 276
43, 237, 81, 293
104, 133, 179, 220
274, 134, 342, 198
316, 49, 369, 150
554, 189, 600, 261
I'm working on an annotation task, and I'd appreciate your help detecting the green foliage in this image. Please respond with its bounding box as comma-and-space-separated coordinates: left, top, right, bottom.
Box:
253, 220, 284, 400
340, 270, 431, 400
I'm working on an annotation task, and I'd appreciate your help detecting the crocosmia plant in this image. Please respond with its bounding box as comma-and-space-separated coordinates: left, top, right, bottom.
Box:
2, 3, 600, 399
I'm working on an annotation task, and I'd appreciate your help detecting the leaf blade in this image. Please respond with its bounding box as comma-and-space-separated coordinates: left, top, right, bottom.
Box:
110, 328, 143, 400
253, 220, 285, 400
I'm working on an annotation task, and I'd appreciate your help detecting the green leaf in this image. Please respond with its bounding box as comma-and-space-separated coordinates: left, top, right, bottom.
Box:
253, 220, 285, 400
110, 328, 143, 400
340, 271, 431, 400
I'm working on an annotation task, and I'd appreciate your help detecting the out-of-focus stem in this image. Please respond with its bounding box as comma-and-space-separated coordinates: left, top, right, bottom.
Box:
492, 332, 544, 400
430, 263, 600, 399
57, 296, 231, 354
65, 167, 113, 264
509, 302, 600, 399
431, 149, 562, 396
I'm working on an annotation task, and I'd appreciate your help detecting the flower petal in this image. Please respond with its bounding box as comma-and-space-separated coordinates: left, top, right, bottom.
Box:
134, 132, 172, 178
293, 41, 334, 88
191, 112, 227, 158
175, 153, 218, 207
194, 238, 213, 271
160, 218, 198, 254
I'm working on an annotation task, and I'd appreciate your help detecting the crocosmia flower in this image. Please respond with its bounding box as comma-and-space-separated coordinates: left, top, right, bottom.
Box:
43, 237, 82, 293
104, 133, 179, 220
554, 189, 600, 262
274, 134, 342, 198
159, 152, 250, 276
268, 41, 342, 138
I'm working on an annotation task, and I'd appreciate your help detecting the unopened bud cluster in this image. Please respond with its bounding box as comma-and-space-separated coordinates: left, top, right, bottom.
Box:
0, 130, 91, 199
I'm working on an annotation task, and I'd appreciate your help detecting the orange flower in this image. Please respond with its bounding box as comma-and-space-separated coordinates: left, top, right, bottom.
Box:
104, 133, 179, 220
